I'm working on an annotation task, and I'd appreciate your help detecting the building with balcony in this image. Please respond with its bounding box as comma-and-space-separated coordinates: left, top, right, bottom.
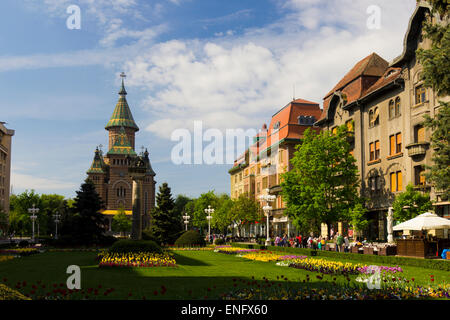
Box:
229, 99, 322, 237
315, 3, 449, 240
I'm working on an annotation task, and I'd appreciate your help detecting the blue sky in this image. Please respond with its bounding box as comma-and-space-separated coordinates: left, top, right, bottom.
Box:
1, 0, 417, 199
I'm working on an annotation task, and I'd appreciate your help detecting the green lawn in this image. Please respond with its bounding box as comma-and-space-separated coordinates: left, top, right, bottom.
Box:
0, 250, 448, 300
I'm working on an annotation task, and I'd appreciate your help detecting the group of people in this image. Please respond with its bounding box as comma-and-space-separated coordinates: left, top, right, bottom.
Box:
274, 233, 357, 252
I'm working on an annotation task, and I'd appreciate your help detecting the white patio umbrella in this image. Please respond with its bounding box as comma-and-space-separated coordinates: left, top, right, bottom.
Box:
393, 212, 450, 231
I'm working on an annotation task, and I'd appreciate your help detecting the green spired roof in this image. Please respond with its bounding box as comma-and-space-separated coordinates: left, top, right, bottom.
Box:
105, 78, 139, 131
87, 148, 106, 174
107, 127, 137, 156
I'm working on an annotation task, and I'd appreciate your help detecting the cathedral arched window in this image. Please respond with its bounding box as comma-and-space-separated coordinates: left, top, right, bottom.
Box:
117, 186, 127, 197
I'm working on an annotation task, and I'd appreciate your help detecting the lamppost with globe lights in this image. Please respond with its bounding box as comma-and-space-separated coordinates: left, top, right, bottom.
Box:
28, 204, 39, 243
53, 211, 61, 240
259, 189, 276, 246
204, 205, 214, 242
182, 213, 191, 231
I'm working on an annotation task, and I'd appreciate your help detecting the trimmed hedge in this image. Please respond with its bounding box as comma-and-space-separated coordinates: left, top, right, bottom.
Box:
231, 243, 450, 271
108, 240, 162, 254
174, 230, 206, 247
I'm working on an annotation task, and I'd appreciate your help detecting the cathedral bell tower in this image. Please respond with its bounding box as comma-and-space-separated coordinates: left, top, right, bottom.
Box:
105, 72, 139, 150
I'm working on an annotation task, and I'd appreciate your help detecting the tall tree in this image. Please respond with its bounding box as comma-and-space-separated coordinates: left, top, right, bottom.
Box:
191, 191, 218, 230
417, 1, 450, 200
349, 203, 370, 239
392, 183, 433, 223
211, 194, 234, 234
8, 190, 40, 237
281, 126, 360, 235
64, 179, 106, 245
230, 195, 260, 237
149, 183, 182, 244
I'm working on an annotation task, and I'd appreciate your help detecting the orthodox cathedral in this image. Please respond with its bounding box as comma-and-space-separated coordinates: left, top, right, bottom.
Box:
86, 74, 156, 231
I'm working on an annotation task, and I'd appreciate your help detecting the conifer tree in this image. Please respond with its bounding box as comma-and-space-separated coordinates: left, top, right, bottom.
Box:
64, 179, 106, 245
149, 183, 182, 244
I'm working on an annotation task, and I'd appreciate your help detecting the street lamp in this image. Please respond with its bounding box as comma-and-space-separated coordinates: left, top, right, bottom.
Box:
182, 213, 191, 231
204, 205, 214, 242
259, 189, 276, 246
28, 204, 39, 243
53, 211, 61, 240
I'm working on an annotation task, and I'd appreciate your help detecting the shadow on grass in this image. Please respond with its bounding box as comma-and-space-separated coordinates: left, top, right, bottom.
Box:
170, 252, 210, 266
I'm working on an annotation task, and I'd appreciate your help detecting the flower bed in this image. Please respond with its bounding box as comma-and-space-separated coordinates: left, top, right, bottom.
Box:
214, 246, 260, 254
0, 284, 31, 300
0, 248, 39, 256
167, 247, 214, 251
288, 258, 364, 275
98, 252, 176, 268
240, 251, 308, 263
0, 256, 15, 263
220, 279, 450, 300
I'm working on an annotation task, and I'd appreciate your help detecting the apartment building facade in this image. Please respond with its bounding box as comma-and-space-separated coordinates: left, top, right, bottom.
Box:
229, 99, 322, 237
0, 122, 14, 216
315, 3, 449, 240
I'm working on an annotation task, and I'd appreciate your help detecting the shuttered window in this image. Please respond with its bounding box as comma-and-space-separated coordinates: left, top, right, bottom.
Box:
396, 133, 402, 153
390, 135, 396, 155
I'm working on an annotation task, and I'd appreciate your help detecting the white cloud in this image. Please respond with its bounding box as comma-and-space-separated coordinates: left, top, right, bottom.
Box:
13, 0, 417, 142
11, 172, 78, 192
121, 0, 416, 139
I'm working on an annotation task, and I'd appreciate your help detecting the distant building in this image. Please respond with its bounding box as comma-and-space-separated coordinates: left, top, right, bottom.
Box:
86, 76, 156, 231
229, 99, 322, 237
315, 3, 449, 240
0, 122, 14, 216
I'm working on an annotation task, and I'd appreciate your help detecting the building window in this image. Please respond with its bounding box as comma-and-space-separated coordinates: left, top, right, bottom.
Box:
369, 175, 381, 191
298, 116, 315, 125
117, 186, 126, 197
414, 166, 426, 186
389, 100, 395, 119
414, 125, 425, 143
273, 121, 280, 131
331, 127, 338, 135
395, 97, 401, 117
369, 140, 380, 161
369, 107, 379, 127
415, 85, 426, 104
345, 119, 354, 132
262, 177, 268, 189
390, 171, 403, 192
389, 133, 402, 155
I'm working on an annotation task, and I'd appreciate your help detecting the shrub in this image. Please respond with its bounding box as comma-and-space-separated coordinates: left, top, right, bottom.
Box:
174, 230, 206, 247
142, 229, 158, 242
0, 284, 31, 300
214, 238, 225, 245
108, 240, 162, 254
18, 240, 29, 248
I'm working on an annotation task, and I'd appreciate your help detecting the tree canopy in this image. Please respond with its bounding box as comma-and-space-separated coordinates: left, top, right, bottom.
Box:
281, 126, 360, 235
392, 183, 433, 223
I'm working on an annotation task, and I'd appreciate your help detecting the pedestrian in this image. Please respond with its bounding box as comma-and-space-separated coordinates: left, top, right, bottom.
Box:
275, 235, 280, 246
344, 236, 350, 252
336, 233, 344, 252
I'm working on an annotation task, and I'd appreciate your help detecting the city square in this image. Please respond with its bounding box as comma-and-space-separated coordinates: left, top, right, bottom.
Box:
0, 0, 449, 312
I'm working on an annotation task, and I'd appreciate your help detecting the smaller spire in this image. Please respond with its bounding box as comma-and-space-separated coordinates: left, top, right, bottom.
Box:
119, 72, 127, 96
